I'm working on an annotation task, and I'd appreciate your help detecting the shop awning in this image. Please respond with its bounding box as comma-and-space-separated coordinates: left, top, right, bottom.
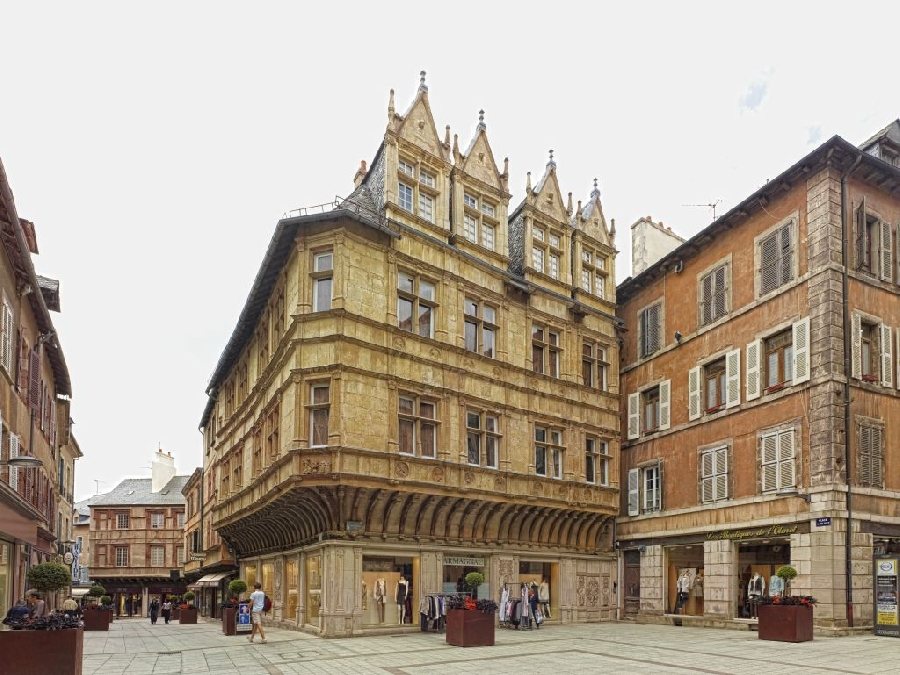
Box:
190, 572, 231, 588
71, 588, 91, 598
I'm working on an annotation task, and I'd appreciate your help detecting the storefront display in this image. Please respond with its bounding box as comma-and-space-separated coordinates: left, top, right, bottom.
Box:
306, 555, 321, 621
361, 556, 416, 626
736, 541, 790, 618
286, 559, 298, 620
666, 546, 704, 616
244, 564, 257, 592
519, 561, 555, 620
442, 555, 488, 598
0, 542, 10, 618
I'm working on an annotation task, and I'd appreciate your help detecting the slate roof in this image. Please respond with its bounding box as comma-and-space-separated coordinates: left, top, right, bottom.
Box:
89, 476, 190, 507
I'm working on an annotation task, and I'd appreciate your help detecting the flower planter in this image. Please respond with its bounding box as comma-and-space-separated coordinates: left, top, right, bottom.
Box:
222, 607, 237, 635
82, 607, 110, 631
171, 607, 181, 621
446, 609, 495, 647
179, 607, 198, 624
0, 627, 83, 675
757, 604, 813, 642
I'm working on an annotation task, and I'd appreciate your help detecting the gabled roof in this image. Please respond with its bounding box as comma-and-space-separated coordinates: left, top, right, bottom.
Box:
37, 275, 60, 312
860, 119, 900, 152
89, 476, 190, 507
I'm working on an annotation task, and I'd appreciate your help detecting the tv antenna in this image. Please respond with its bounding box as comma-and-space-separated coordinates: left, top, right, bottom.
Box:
683, 200, 721, 220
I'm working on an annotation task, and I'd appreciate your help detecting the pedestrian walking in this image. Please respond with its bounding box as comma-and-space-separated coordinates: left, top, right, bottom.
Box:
161, 598, 172, 624
125, 596, 133, 617
247, 582, 267, 644
62, 596, 80, 617
149, 598, 160, 624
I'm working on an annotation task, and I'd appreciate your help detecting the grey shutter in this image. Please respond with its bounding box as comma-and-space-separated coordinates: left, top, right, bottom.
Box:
658, 380, 671, 431
851, 313, 862, 379
715, 446, 728, 500
648, 304, 661, 354
700, 273, 712, 325
714, 265, 727, 319
746, 339, 762, 400
688, 366, 701, 421
760, 232, 778, 295
761, 433, 778, 492
780, 222, 793, 284
858, 425, 872, 486
627, 393, 640, 440
792, 317, 811, 385
881, 220, 893, 281
881, 324, 893, 388
855, 198, 867, 269
778, 429, 796, 489
725, 349, 741, 408
627, 468, 640, 516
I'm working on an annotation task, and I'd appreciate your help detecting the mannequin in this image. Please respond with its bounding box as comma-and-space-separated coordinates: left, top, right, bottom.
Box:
768, 573, 784, 598
676, 569, 693, 612
361, 580, 368, 610
691, 571, 704, 599
499, 584, 510, 622
538, 578, 551, 619
374, 577, 386, 623
747, 573, 765, 618
396, 575, 409, 625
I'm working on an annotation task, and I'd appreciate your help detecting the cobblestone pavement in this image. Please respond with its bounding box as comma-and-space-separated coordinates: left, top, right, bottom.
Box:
82, 618, 900, 674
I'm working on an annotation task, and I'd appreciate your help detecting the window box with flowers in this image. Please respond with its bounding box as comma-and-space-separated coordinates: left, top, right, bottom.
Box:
757, 566, 815, 642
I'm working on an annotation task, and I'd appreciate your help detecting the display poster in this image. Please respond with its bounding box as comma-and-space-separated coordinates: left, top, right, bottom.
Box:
236, 601, 252, 633
874, 557, 899, 638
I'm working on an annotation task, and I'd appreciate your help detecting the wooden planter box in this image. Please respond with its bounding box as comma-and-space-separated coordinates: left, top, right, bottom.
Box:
82, 607, 110, 631
0, 627, 83, 675
222, 607, 237, 635
758, 604, 813, 642
179, 606, 198, 624
446, 609, 495, 647
171, 607, 181, 621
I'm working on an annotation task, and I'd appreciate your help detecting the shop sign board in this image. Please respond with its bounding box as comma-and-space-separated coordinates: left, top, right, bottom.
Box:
443, 556, 485, 567
236, 602, 252, 633
705, 524, 799, 542
874, 557, 899, 637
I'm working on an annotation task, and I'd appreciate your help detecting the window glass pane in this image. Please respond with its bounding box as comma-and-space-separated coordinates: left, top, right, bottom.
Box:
767, 351, 779, 388
486, 416, 497, 433
586, 453, 595, 483
419, 170, 435, 188
551, 449, 561, 478
549, 254, 559, 279
481, 224, 495, 250
532, 325, 544, 341
483, 306, 495, 324
549, 350, 559, 378
582, 359, 593, 386
582, 269, 591, 291
582, 250, 592, 264
420, 422, 436, 458
464, 193, 478, 209
784, 345, 793, 382
535, 446, 546, 475
550, 430, 562, 445
314, 253, 333, 272
482, 328, 495, 358
399, 160, 415, 177
481, 201, 495, 217
398, 273, 414, 293
532, 248, 544, 272
418, 305, 433, 337
419, 280, 435, 301
594, 276, 605, 298
464, 299, 478, 316
535, 427, 546, 442
549, 234, 560, 248
467, 432, 480, 465
549, 332, 559, 346
313, 385, 329, 404
399, 419, 415, 454
486, 436, 497, 468
399, 397, 414, 415
533, 228, 544, 242
419, 193, 434, 222
532, 345, 544, 373
464, 215, 477, 242
399, 182, 414, 211
464, 320, 477, 352
466, 412, 480, 429
314, 277, 332, 312
398, 298, 413, 331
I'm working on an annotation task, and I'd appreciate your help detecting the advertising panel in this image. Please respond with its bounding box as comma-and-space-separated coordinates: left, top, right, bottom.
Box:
874, 557, 899, 638
236, 601, 252, 633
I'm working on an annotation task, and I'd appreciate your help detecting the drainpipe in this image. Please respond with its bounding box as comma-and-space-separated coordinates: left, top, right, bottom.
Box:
840, 153, 862, 628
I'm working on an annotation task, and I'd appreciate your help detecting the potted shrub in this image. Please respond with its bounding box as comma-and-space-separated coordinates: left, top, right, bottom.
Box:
222, 580, 247, 636
179, 591, 198, 624
757, 566, 815, 643
446, 593, 497, 647
82, 584, 110, 631
170, 595, 181, 621
464, 572, 484, 600
0, 562, 84, 675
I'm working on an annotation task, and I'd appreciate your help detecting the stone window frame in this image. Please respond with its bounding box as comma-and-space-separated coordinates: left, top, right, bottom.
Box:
530, 217, 566, 281
696, 253, 732, 328
115, 512, 130, 530
463, 295, 499, 358
632, 459, 662, 513
853, 196, 890, 280
581, 338, 611, 392
396, 269, 438, 339
585, 436, 610, 486
306, 381, 331, 448
311, 248, 334, 313
855, 415, 884, 488
637, 298, 665, 360
397, 153, 440, 225
149, 544, 165, 567
397, 391, 440, 459
460, 187, 500, 251
756, 419, 801, 495
580, 245, 609, 300
148, 511, 164, 529
114, 545, 129, 567
463, 407, 501, 469
534, 423, 565, 479
753, 211, 799, 300
531, 320, 563, 378
696, 440, 732, 504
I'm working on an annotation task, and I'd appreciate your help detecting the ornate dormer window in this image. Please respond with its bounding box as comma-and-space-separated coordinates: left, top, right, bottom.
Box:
531, 222, 563, 280
397, 155, 439, 224
581, 247, 608, 299
461, 190, 499, 250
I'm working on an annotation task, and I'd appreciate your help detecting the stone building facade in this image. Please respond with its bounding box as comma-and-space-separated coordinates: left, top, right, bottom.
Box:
0, 156, 73, 616
200, 75, 620, 636
88, 450, 188, 615
617, 121, 900, 632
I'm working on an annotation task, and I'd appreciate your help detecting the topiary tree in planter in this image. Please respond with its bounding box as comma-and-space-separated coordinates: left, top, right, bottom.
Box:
775, 565, 798, 595
99, 595, 112, 607
228, 579, 247, 602
183, 591, 196, 607
27, 562, 71, 597
464, 572, 485, 600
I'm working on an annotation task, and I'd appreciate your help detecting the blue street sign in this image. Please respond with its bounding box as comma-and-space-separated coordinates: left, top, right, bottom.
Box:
816, 517, 832, 527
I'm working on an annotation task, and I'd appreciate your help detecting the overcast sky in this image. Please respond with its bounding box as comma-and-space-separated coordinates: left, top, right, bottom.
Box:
2, 2, 898, 501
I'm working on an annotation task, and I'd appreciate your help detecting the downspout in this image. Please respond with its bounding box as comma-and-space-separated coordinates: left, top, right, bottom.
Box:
840, 153, 862, 628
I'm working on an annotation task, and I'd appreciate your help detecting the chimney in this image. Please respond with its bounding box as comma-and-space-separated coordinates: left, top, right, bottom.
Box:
151, 449, 177, 492
631, 216, 685, 276
353, 160, 368, 189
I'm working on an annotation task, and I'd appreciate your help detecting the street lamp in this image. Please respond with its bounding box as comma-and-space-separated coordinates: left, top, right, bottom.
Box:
0, 456, 43, 469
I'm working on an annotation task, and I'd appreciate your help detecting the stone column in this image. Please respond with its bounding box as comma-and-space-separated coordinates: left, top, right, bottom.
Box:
319, 544, 357, 637
639, 545, 664, 615
703, 539, 735, 618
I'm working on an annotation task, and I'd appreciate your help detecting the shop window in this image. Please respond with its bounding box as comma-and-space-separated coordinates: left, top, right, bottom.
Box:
305, 556, 320, 622
397, 272, 436, 338
465, 410, 500, 468
627, 462, 662, 515
444, 555, 488, 599
666, 547, 704, 616
245, 564, 257, 590
261, 562, 274, 602
308, 384, 330, 447
699, 446, 729, 503
639, 302, 662, 358
464, 298, 497, 358
362, 556, 415, 626
398, 394, 437, 458
534, 426, 564, 479
518, 561, 555, 619
582, 341, 609, 391
286, 559, 298, 620
312, 251, 333, 312
585, 437, 609, 486
857, 420, 884, 488
737, 542, 790, 618
759, 428, 796, 493
532, 324, 561, 377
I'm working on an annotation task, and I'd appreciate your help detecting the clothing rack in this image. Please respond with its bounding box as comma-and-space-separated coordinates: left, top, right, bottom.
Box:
498, 583, 541, 630
419, 592, 467, 633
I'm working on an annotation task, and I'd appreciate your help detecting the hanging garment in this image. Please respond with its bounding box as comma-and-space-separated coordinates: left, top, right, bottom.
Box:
748, 575, 765, 597
538, 582, 550, 603
499, 587, 510, 621
396, 580, 408, 605
520, 586, 530, 619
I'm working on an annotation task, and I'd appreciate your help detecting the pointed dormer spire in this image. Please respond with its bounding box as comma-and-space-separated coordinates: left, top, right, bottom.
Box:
453, 133, 459, 156
444, 125, 451, 147
577, 199, 583, 213
388, 89, 395, 121
567, 192, 573, 216
419, 70, 428, 92
526, 171, 532, 192
591, 177, 601, 199
478, 109, 485, 130
610, 217, 617, 239
548, 148, 556, 167
502, 157, 509, 177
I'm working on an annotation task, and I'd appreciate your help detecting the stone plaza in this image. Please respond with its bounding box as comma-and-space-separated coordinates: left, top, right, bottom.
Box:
82, 618, 899, 674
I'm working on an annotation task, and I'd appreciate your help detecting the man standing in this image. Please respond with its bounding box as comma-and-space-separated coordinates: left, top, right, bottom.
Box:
248, 582, 267, 644
26, 590, 47, 619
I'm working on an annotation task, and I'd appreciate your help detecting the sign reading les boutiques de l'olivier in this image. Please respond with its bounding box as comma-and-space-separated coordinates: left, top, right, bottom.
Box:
705, 524, 800, 542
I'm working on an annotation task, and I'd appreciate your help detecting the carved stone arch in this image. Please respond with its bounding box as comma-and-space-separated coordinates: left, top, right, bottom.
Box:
509, 505, 536, 544
428, 497, 454, 538
475, 502, 502, 542
360, 489, 381, 526
438, 498, 466, 540
538, 509, 559, 545
496, 503, 520, 544
456, 499, 483, 540
397, 493, 420, 536
482, 502, 509, 543
558, 513, 578, 548
380, 491, 402, 536
464, 501, 493, 542
413, 494, 437, 536
527, 508, 552, 545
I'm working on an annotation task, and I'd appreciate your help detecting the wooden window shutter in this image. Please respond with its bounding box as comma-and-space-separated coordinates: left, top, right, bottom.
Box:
851, 313, 862, 379
792, 317, 811, 385
715, 447, 728, 500
760, 232, 778, 295
761, 433, 778, 492
872, 426, 883, 487
880, 324, 893, 388
0, 303, 11, 373
658, 380, 671, 431
897, 328, 900, 391
858, 425, 872, 486
778, 429, 796, 489
881, 220, 893, 281
725, 349, 741, 408
714, 265, 727, 319
627, 393, 640, 440
29, 350, 39, 409
688, 366, 702, 421
627, 468, 640, 516
699, 273, 712, 326
700, 450, 714, 503
8, 434, 17, 492
780, 222, 793, 284
855, 198, 867, 269
746, 339, 762, 400
657, 461, 664, 511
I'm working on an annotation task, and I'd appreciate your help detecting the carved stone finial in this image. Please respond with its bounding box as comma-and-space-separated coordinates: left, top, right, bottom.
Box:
526, 171, 532, 191
548, 148, 555, 166
567, 192, 573, 216
592, 177, 601, 198
610, 217, 617, 238
453, 133, 459, 156
388, 89, 395, 120
502, 157, 509, 177
478, 109, 485, 127
444, 125, 451, 147
419, 70, 427, 91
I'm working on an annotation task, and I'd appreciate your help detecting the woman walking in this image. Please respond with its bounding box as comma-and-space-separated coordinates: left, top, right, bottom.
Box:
161, 598, 172, 624
149, 598, 159, 624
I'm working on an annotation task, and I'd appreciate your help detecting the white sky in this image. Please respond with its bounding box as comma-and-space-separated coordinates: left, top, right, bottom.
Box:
2, 2, 898, 501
